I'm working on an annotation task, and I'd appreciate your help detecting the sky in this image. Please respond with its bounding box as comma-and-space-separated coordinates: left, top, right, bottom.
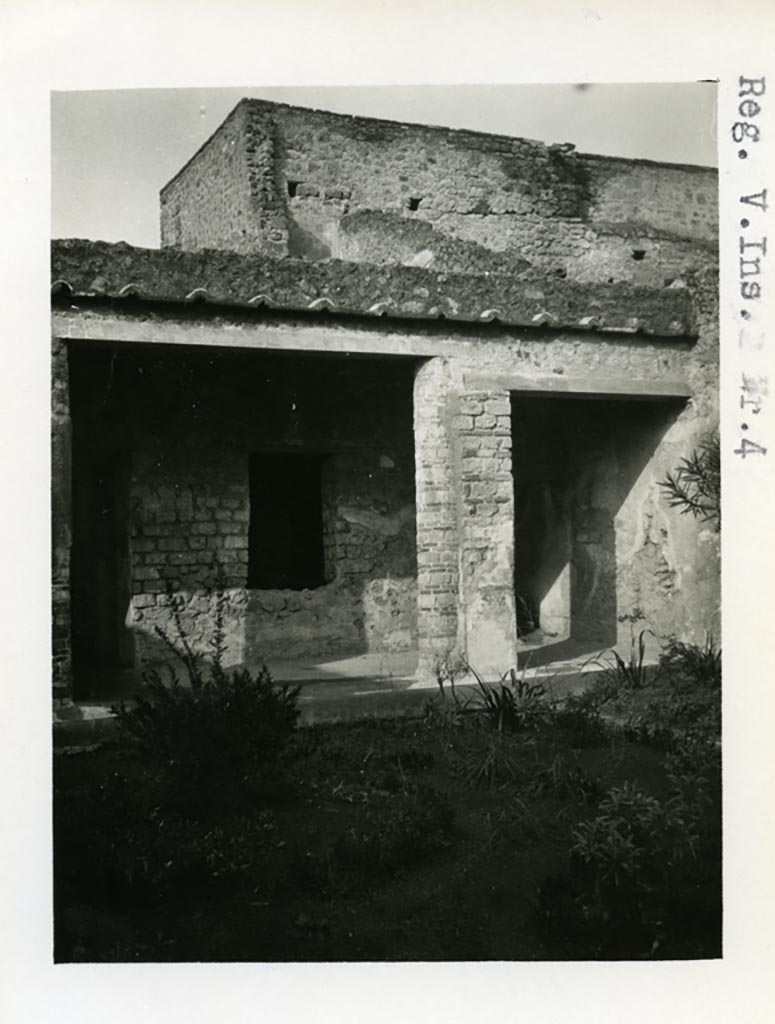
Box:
51, 83, 717, 250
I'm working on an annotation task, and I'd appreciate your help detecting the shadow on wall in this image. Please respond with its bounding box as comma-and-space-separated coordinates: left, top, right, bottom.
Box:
512, 394, 685, 648
67, 342, 422, 699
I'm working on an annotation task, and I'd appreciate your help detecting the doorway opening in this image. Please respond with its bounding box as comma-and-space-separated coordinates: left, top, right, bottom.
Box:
70, 449, 133, 697
511, 393, 682, 657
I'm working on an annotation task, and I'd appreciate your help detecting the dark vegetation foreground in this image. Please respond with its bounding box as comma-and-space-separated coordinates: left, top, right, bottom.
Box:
54, 636, 721, 962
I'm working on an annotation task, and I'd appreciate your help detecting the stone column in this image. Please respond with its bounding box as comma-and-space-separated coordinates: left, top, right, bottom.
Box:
51, 336, 73, 702
413, 360, 517, 681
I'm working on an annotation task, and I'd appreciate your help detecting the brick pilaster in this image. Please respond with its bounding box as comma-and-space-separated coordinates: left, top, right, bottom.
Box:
414, 360, 516, 680
455, 390, 517, 675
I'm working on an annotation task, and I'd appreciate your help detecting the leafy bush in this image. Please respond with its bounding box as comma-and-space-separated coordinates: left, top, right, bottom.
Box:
337, 784, 455, 875
622, 637, 721, 751
549, 692, 609, 749
529, 749, 602, 804
536, 767, 720, 958
291, 785, 456, 891
117, 664, 300, 813
659, 634, 721, 688
115, 585, 300, 817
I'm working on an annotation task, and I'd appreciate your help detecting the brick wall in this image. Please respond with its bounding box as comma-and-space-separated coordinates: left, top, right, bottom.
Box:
68, 344, 418, 672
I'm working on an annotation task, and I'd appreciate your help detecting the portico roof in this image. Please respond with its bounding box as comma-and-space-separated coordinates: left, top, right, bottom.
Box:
52, 238, 697, 337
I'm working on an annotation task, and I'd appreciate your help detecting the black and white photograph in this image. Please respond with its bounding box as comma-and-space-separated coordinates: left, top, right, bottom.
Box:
2, 2, 775, 1020
51, 83, 722, 962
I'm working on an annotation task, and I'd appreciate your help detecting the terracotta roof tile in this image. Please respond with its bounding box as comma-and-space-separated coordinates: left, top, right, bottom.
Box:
51, 239, 697, 337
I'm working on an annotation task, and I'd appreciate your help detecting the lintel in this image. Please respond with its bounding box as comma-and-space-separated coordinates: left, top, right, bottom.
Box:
464, 372, 691, 400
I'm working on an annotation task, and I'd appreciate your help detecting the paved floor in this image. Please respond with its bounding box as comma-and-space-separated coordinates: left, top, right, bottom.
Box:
54, 633, 662, 748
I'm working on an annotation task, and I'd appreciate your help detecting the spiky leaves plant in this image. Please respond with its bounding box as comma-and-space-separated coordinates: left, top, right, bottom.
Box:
659, 432, 720, 530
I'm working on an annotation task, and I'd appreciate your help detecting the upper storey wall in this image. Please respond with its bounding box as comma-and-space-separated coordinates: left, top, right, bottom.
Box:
160, 100, 717, 286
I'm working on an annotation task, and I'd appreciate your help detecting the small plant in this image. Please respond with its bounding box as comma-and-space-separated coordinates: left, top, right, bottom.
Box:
433, 652, 469, 706
659, 634, 721, 688
549, 692, 609, 749
530, 749, 602, 804
471, 665, 550, 733
330, 784, 455, 879
659, 432, 720, 530
599, 629, 656, 691
457, 733, 530, 789
516, 593, 538, 637
620, 635, 721, 751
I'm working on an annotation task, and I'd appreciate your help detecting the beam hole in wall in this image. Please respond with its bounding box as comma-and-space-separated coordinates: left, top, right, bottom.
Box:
247, 453, 328, 590
408, 197, 422, 211
287, 180, 299, 198
631, 249, 647, 261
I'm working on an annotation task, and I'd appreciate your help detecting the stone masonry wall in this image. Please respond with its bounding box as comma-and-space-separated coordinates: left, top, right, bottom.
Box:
160, 103, 288, 258
67, 344, 418, 673
413, 361, 516, 679
160, 100, 717, 287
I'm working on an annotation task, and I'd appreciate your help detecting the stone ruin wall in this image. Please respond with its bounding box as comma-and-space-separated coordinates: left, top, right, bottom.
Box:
160, 100, 717, 289
68, 346, 418, 672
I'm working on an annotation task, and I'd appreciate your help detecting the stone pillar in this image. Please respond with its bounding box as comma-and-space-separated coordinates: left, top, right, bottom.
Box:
413, 360, 517, 680
413, 359, 460, 679
51, 336, 73, 701
455, 389, 517, 676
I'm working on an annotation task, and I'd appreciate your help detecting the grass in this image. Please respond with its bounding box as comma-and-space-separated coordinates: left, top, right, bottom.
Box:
54, 674, 721, 962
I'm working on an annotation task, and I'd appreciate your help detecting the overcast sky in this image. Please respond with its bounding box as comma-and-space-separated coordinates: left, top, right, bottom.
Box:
51, 83, 717, 249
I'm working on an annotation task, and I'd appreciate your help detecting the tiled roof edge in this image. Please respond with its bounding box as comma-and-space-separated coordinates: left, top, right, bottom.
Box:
51, 239, 698, 337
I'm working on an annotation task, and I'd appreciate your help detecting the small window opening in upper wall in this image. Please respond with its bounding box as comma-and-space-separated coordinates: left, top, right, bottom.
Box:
632, 249, 646, 261
408, 197, 422, 211
287, 181, 299, 198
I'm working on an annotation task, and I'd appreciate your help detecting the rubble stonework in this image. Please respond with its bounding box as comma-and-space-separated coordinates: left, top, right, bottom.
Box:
161, 100, 716, 288
51, 99, 720, 699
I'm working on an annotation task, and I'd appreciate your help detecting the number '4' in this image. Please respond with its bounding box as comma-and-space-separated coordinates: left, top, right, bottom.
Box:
734, 437, 768, 457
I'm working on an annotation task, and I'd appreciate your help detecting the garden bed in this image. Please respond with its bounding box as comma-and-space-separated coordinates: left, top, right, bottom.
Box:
54, 662, 721, 962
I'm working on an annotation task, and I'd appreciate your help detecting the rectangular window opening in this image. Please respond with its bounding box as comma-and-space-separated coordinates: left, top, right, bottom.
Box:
248, 453, 327, 590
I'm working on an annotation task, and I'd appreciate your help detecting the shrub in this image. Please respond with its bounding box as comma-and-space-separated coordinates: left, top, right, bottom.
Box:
659, 432, 720, 531
115, 585, 300, 817
549, 693, 609, 749
117, 664, 299, 817
623, 637, 721, 751
530, 749, 602, 804
290, 785, 456, 892
536, 766, 721, 958
334, 784, 455, 876
659, 634, 721, 688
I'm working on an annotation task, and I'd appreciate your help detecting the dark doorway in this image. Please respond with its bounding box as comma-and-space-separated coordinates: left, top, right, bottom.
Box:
512, 394, 682, 650
248, 453, 327, 590
71, 450, 133, 694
